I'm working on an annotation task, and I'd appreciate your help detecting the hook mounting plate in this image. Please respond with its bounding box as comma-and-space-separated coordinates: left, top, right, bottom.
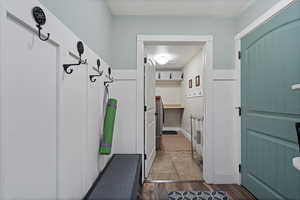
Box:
77, 41, 84, 56
32, 7, 46, 26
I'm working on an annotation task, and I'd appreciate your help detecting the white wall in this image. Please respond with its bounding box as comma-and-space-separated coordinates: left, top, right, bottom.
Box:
155, 81, 182, 105
0, 1, 136, 199
212, 71, 237, 183
110, 70, 138, 155
181, 50, 205, 133
155, 81, 182, 128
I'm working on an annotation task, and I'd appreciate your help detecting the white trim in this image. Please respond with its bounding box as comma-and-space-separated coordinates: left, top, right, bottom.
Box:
235, 0, 296, 39
213, 70, 236, 80
136, 39, 145, 183
234, 0, 296, 185
0, 1, 5, 197
214, 174, 237, 185
163, 127, 181, 132
180, 128, 192, 141
137, 34, 214, 184
137, 35, 213, 42
113, 69, 137, 80
233, 38, 241, 185
146, 148, 156, 176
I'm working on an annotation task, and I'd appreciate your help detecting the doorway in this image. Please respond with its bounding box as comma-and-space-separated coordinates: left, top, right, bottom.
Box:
137, 35, 214, 183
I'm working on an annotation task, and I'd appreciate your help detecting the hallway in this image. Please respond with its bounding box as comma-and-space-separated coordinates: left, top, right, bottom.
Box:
148, 132, 203, 181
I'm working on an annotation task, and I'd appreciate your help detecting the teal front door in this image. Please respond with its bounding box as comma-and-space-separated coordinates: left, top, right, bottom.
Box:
241, 2, 300, 200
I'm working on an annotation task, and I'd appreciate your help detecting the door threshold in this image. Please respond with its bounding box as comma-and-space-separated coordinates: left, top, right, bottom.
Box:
145, 180, 204, 183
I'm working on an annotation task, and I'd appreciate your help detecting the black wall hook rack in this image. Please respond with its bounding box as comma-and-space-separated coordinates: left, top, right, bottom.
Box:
104, 67, 114, 86
32, 6, 50, 41
89, 59, 104, 83
63, 41, 87, 74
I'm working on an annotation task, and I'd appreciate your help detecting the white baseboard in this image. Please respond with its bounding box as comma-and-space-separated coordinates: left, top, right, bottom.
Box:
180, 128, 191, 141
163, 127, 181, 131
163, 127, 192, 142
214, 173, 237, 184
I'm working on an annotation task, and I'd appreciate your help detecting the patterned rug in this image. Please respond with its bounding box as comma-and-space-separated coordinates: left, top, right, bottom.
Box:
168, 191, 229, 200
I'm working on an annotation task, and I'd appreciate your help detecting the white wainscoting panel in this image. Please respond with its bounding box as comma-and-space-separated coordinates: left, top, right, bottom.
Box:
86, 60, 107, 191
0, 0, 114, 199
1, 14, 58, 199
212, 70, 237, 184
110, 70, 137, 154
58, 51, 88, 199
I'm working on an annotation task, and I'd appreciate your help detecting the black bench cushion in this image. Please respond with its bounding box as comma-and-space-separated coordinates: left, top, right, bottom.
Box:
87, 154, 142, 200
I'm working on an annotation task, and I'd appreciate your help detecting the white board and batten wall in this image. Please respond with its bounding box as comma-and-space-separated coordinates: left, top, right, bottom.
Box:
0, 0, 137, 199
211, 70, 238, 184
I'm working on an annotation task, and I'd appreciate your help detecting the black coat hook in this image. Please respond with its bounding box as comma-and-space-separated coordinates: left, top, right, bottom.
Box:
104, 67, 114, 86
32, 7, 50, 41
63, 41, 87, 74
89, 59, 103, 83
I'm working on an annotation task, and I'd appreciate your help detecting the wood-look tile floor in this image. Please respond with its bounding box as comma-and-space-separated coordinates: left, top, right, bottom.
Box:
148, 132, 203, 181
141, 181, 256, 200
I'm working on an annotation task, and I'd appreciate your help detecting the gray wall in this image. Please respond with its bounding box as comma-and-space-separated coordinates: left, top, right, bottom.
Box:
237, 0, 281, 32
38, 0, 281, 67
111, 16, 236, 69
39, 0, 113, 63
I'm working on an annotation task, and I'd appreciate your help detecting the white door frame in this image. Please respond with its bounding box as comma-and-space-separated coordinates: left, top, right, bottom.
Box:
234, 0, 296, 184
136, 35, 214, 183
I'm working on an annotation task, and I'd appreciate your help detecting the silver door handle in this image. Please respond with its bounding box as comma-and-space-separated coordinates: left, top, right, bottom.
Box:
291, 84, 300, 90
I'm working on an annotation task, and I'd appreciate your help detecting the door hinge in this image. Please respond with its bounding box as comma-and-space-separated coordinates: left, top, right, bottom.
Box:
144, 57, 147, 64
235, 107, 242, 116
144, 106, 147, 112
295, 123, 300, 151
238, 51, 241, 60
144, 154, 147, 160
239, 164, 242, 173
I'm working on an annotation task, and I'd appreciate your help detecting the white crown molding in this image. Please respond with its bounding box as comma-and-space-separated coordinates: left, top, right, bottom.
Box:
107, 0, 251, 17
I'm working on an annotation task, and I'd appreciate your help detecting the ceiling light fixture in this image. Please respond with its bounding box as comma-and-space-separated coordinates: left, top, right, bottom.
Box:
154, 54, 171, 65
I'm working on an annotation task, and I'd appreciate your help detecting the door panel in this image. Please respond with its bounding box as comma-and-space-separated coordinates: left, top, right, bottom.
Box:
241, 2, 300, 199
144, 61, 156, 177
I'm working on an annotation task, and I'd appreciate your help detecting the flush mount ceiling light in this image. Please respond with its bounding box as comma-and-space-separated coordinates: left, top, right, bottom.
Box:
154, 54, 172, 65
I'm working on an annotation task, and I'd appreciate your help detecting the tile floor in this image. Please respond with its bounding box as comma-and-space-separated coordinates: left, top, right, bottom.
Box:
147, 132, 203, 181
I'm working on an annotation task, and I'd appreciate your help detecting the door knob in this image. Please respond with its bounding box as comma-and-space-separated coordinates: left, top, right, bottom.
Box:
291, 84, 300, 90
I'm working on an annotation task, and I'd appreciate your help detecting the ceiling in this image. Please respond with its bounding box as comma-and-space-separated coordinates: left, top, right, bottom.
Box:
145, 45, 203, 70
106, 0, 255, 17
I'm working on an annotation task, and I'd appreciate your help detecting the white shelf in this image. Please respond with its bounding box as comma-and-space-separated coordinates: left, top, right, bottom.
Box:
164, 104, 184, 109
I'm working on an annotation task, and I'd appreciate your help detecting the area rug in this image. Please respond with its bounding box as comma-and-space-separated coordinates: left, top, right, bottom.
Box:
168, 191, 229, 200
163, 130, 178, 135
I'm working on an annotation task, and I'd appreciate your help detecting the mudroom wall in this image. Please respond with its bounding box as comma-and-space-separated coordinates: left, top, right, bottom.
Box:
39, 0, 113, 63
181, 49, 205, 134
